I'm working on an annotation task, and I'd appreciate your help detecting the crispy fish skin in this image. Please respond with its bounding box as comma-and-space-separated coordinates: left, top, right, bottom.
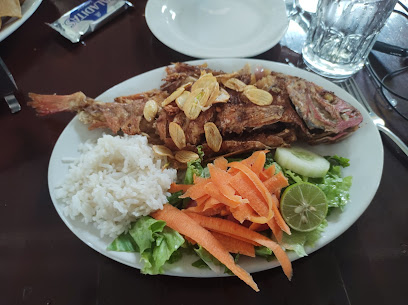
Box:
28, 63, 363, 158
28, 90, 167, 135
284, 74, 363, 143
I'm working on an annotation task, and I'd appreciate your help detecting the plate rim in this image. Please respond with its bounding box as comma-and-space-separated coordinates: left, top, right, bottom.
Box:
0, 0, 43, 43
144, 0, 289, 58
47, 58, 384, 277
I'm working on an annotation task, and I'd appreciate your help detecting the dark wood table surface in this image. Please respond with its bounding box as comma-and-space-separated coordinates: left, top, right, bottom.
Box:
1, 1, 407, 304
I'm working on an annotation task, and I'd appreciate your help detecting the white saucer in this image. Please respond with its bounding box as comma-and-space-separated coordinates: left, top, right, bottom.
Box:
145, 0, 289, 58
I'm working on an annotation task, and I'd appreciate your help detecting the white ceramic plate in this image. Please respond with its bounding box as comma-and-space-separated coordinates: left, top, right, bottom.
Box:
144, 0, 289, 58
48, 58, 383, 277
0, 0, 43, 43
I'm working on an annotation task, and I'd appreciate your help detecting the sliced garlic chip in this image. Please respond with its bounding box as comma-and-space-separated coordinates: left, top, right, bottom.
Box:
250, 73, 257, 85
180, 81, 193, 90
184, 76, 198, 83
213, 87, 230, 104
204, 122, 223, 152
222, 78, 247, 92
244, 85, 257, 91
183, 88, 210, 120
191, 73, 215, 92
162, 87, 185, 107
191, 73, 219, 107
215, 72, 239, 81
169, 122, 186, 149
152, 145, 174, 159
243, 87, 273, 106
175, 150, 200, 163
206, 81, 220, 107
143, 100, 158, 122
175, 91, 191, 110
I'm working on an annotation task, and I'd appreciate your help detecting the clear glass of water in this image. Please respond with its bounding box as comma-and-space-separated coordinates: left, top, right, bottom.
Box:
302, 0, 398, 79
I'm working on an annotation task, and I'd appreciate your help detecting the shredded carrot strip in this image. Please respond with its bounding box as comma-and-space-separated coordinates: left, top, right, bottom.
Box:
230, 203, 257, 223
203, 197, 221, 211
248, 222, 262, 231
213, 157, 228, 171
251, 151, 266, 176
228, 162, 274, 221
267, 218, 283, 243
184, 205, 205, 213
185, 212, 293, 280
152, 204, 260, 291
263, 171, 289, 195
195, 194, 210, 206
169, 183, 192, 193
271, 194, 291, 235
229, 162, 273, 205
202, 204, 225, 216
208, 164, 249, 205
211, 231, 255, 257
230, 172, 269, 219
210, 230, 261, 246
180, 179, 211, 200
161, 151, 296, 289
240, 152, 259, 168
219, 207, 231, 216
248, 223, 269, 232
193, 175, 207, 184
204, 182, 241, 208
184, 236, 197, 245
260, 164, 276, 181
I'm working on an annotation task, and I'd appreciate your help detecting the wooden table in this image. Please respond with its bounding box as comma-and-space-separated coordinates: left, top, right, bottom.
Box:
1, 1, 407, 304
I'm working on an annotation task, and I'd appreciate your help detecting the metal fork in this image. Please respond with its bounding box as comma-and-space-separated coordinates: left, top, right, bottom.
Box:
340, 78, 408, 156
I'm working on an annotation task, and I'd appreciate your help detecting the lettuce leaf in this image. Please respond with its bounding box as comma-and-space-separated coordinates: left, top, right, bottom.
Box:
167, 191, 184, 208
279, 155, 352, 210
254, 220, 327, 260
311, 156, 352, 210
107, 216, 185, 275
107, 232, 139, 252
184, 145, 206, 184
192, 245, 224, 273
167, 146, 206, 208
140, 227, 185, 274
192, 244, 238, 275
281, 220, 328, 257
264, 152, 275, 169
255, 246, 275, 261
316, 174, 352, 210
325, 155, 350, 168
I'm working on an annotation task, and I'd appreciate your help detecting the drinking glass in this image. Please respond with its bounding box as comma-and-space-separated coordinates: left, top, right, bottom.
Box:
302, 0, 398, 79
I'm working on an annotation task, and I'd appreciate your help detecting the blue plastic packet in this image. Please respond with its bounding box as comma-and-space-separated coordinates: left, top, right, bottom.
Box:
47, 0, 133, 43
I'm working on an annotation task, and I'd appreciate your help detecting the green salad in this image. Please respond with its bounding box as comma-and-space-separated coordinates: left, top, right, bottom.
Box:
108, 146, 352, 275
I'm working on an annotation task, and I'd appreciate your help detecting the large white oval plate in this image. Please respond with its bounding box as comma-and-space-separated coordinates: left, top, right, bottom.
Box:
145, 0, 289, 58
48, 58, 383, 277
0, 0, 43, 43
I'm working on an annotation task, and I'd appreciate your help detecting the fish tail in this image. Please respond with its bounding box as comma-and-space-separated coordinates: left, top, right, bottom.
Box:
28, 92, 88, 116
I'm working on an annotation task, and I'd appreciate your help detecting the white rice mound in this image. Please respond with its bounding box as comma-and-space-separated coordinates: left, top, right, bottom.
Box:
55, 134, 177, 238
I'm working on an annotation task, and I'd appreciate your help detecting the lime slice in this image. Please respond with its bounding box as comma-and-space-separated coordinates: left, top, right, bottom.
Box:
280, 182, 328, 232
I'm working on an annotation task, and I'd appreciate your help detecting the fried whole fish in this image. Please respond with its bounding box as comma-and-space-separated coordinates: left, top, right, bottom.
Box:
28, 63, 363, 158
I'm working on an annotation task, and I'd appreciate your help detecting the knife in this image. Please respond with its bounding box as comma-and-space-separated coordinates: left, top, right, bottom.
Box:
0, 56, 21, 113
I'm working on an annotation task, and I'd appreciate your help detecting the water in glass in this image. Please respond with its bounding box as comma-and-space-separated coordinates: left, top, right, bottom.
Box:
302, 0, 398, 79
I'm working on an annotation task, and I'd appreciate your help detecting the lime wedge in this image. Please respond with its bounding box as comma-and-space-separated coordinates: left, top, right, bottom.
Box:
280, 182, 328, 232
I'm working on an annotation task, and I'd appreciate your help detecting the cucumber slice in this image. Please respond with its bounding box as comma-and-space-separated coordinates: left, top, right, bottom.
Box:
274, 147, 330, 178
